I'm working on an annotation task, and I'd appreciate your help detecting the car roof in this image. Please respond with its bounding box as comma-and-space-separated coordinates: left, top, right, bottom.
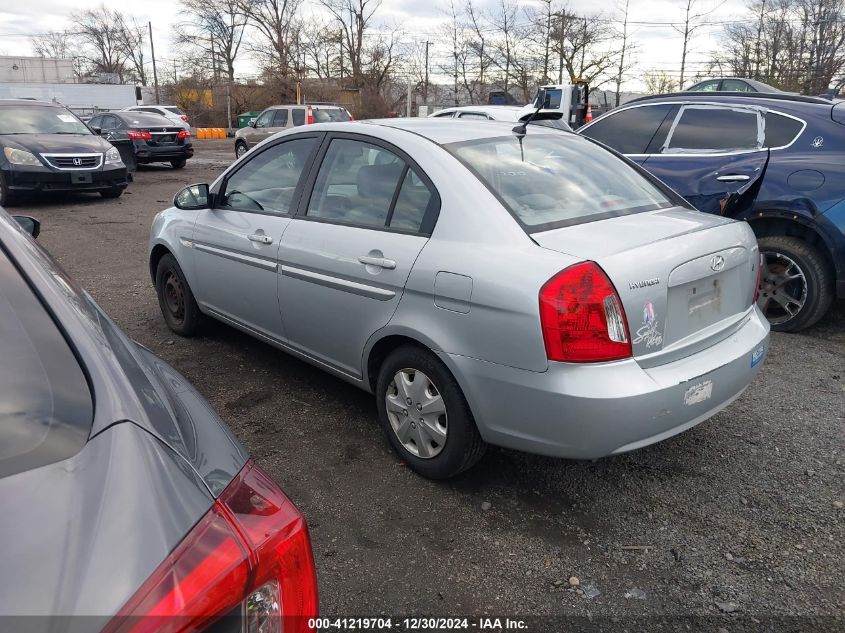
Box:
443, 105, 523, 113
357, 117, 569, 144
627, 91, 832, 108
688, 77, 782, 92
0, 99, 63, 107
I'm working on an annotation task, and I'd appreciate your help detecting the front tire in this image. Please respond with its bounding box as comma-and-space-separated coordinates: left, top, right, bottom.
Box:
170, 159, 187, 169
155, 253, 201, 336
235, 141, 248, 159
756, 235, 833, 332
376, 345, 486, 479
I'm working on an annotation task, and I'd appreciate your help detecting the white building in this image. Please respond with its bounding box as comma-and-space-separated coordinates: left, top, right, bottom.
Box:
0, 56, 76, 84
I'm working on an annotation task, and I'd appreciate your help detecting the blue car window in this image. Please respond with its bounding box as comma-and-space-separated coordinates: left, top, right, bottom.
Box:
765, 113, 804, 148
665, 106, 762, 152
581, 104, 674, 154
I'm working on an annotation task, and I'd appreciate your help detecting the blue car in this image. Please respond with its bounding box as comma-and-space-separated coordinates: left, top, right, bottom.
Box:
580, 92, 845, 332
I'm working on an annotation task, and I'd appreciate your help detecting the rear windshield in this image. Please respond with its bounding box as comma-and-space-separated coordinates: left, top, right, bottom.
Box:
447, 134, 673, 232
313, 108, 350, 123
0, 244, 93, 478
165, 106, 185, 115
122, 113, 174, 127
0, 105, 91, 135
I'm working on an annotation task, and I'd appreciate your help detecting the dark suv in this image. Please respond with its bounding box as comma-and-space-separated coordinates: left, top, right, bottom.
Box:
580, 92, 845, 332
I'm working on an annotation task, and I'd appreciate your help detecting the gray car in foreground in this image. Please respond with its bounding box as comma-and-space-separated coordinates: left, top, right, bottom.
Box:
149, 119, 770, 479
0, 209, 317, 631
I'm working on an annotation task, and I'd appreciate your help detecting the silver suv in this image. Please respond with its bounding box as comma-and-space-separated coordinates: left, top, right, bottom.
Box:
234, 104, 352, 157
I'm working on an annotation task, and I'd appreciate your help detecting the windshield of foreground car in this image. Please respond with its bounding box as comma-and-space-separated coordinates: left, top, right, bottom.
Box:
0, 105, 91, 135
447, 133, 674, 231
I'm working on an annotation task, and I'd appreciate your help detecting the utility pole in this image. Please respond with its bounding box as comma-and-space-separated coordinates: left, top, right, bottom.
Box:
424, 40, 432, 104
148, 21, 160, 104
557, 12, 566, 84
580, 17, 587, 76
753, 0, 766, 81
339, 30, 344, 83
407, 77, 413, 117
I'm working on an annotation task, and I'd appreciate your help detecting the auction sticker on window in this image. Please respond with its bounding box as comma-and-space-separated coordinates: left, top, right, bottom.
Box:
57, 114, 77, 123
684, 379, 713, 406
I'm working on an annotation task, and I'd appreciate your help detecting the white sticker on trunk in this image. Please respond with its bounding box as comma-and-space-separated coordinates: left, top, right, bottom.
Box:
684, 380, 713, 406
57, 114, 77, 123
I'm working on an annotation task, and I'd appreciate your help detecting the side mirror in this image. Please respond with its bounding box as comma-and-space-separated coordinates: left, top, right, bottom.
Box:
249, 120, 256, 128
174, 183, 210, 210
12, 215, 40, 238
89, 125, 102, 135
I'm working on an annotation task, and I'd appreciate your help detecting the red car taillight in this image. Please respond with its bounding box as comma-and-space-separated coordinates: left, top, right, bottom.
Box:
177, 130, 190, 139
127, 130, 152, 140
306, 106, 314, 125
180, 115, 188, 121
539, 261, 632, 363
103, 461, 318, 633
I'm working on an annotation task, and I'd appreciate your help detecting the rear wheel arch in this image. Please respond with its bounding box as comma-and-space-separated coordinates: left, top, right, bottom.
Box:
365, 334, 432, 393
746, 213, 838, 278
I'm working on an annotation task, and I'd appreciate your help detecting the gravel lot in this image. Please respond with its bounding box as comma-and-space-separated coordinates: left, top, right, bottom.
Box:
20, 139, 845, 631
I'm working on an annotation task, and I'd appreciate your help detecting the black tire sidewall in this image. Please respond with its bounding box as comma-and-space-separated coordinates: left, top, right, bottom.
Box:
171, 159, 187, 169
376, 346, 485, 479
758, 236, 833, 332
235, 142, 247, 158
155, 254, 200, 336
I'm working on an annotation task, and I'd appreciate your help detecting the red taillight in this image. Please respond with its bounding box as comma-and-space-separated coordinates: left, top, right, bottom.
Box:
753, 251, 763, 304
180, 115, 188, 121
539, 261, 632, 363
104, 461, 318, 633
306, 106, 313, 125
177, 130, 191, 139
127, 130, 152, 140
347, 110, 354, 121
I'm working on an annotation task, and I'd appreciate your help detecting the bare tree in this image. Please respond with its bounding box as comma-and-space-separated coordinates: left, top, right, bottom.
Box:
674, 0, 725, 88
31, 30, 75, 60
181, 0, 248, 82
115, 15, 148, 85
70, 6, 130, 81
239, 0, 303, 81
319, 0, 382, 88
643, 70, 679, 93
614, 0, 634, 106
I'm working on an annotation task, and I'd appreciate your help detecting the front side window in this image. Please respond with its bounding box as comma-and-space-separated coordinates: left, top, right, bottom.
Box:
254, 110, 274, 128
581, 104, 674, 154
448, 133, 673, 231
0, 248, 93, 478
306, 138, 436, 233
220, 137, 316, 215
272, 109, 289, 127
0, 105, 90, 135
688, 80, 720, 92
664, 106, 761, 152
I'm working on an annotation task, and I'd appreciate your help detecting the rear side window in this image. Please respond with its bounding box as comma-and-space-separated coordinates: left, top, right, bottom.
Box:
306, 138, 436, 233
292, 109, 306, 126
312, 108, 350, 123
765, 113, 804, 147
458, 112, 490, 120
581, 105, 674, 154
0, 247, 93, 478
666, 107, 761, 152
448, 134, 673, 231
722, 79, 754, 92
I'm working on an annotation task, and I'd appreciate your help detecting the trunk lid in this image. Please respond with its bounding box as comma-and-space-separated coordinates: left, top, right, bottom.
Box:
533, 207, 759, 365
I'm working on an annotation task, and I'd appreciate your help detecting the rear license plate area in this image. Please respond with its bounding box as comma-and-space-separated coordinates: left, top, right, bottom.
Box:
71, 172, 93, 184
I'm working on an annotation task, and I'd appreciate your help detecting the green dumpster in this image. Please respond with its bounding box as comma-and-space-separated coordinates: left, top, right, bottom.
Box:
237, 111, 261, 128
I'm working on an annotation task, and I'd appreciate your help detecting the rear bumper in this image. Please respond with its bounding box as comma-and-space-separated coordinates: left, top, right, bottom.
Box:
441, 306, 770, 459
135, 142, 194, 164
4, 165, 128, 193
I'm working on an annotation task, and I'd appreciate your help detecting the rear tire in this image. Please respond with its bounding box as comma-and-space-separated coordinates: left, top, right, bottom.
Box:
170, 159, 187, 169
155, 253, 201, 336
376, 345, 486, 479
100, 187, 124, 199
756, 235, 833, 332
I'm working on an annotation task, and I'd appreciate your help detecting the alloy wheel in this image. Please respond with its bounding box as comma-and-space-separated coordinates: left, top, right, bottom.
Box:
756, 250, 807, 325
385, 368, 448, 459
236, 144, 247, 158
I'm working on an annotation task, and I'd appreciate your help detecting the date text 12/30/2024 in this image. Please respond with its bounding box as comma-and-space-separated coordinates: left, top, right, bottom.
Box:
310, 617, 529, 631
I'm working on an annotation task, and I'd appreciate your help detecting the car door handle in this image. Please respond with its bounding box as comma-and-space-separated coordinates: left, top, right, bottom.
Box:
248, 233, 273, 244
716, 174, 751, 182
358, 255, 396, 269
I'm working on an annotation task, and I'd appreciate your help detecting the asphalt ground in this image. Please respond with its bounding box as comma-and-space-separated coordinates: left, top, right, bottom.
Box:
18, 138, 845, 632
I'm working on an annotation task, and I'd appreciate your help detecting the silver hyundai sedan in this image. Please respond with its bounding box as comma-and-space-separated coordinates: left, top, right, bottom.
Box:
149, 119, 770, 479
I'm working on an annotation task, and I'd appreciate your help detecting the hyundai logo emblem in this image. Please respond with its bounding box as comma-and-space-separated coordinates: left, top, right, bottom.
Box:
72, 157, 82, 166
710, 254, 726, 272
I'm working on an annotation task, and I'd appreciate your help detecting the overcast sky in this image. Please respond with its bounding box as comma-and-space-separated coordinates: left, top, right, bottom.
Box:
0, 0, 750, 91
